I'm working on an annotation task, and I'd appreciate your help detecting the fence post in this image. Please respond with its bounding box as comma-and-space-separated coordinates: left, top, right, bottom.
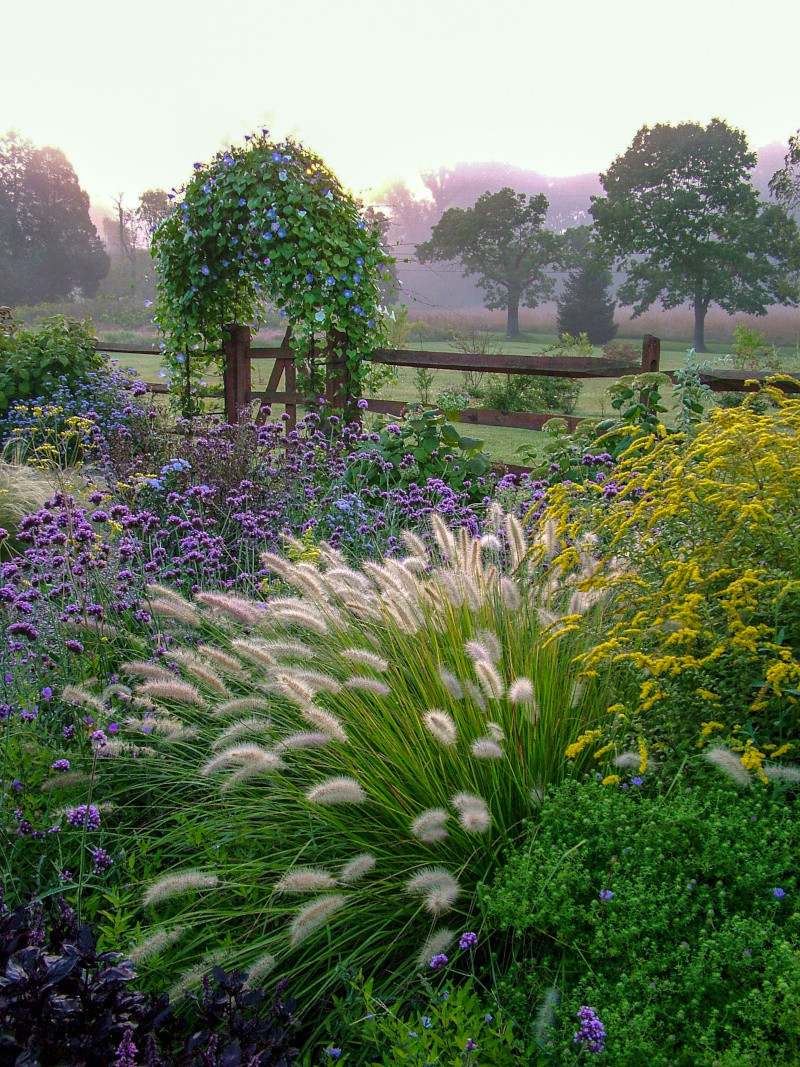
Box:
641, 334, 661, 372
325, 331, 354, 418
223, 324, 252, 424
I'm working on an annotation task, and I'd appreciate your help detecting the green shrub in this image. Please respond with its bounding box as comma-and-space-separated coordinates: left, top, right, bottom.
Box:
482, 374, 581, 416
483, 773, 800, 1066
81, 512, 609, 1039
345, 406, 492, 500
323, 976, 538, 1064
0, 316, 104, 418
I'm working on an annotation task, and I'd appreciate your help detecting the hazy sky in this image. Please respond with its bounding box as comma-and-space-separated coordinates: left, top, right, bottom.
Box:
5, 0, 800, 214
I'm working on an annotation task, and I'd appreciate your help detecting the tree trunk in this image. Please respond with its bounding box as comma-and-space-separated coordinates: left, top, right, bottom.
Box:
506, 296, 520, 339
693, 297, 708, 352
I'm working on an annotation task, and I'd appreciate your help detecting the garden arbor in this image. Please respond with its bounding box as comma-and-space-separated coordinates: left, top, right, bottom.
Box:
151, 132, 390, 419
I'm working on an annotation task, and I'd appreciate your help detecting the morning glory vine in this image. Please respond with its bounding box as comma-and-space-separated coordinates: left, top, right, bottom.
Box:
151, 131, 391, 417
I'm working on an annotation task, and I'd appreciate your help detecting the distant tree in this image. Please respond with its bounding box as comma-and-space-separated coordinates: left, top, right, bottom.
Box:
135, 188, 172, 242
0, 131, 109, 306
557, 259, 617, 345
416, 187, 561, 337
590, 119, 800, 351
769, 130, 800, 210
361, 203, 400, 303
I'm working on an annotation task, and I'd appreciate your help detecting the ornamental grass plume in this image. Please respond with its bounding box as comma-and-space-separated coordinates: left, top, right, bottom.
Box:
703, 745, 752, 788
90, 509, 606, 1036
143, 871, 219, 907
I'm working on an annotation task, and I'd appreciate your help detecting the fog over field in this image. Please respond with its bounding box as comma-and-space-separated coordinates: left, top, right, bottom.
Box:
354, 143, 796, 332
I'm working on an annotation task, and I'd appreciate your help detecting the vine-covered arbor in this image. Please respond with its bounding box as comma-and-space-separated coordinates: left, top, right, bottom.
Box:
151, 131, 391, 418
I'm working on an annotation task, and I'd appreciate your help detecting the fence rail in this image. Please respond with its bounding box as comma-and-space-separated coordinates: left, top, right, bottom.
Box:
95, 331, 799, 431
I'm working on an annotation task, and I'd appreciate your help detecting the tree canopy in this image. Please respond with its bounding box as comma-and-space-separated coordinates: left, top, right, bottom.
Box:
416, 187, 561, 337
769, 130, 800, 211
590, 119, 800, 350
0, 131, 109, 306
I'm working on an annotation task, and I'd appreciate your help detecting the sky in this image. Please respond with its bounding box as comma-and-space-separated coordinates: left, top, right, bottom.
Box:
4, 0, 800, 216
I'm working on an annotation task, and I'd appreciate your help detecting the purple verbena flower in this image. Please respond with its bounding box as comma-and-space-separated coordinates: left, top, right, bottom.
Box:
429, 953, 448, 970
574, 1005, 606, 1054
459, 931, 478, 950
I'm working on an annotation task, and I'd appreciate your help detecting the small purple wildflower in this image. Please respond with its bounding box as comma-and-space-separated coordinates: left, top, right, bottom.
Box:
773, 887, 786, 899
51, 759, 70, 772
574, 1005, 606, 1054
63, 724, 76, 739
430, 953, 448, 970
599, 889, 613, 901
114, 1027, 137, 1067
459, 931, 478, 950
91, 848, 114, 873
324, 1049, 341, 1060
631, 776, 643, 786
465, 1038, 478, 1052
66, 804, 101, 830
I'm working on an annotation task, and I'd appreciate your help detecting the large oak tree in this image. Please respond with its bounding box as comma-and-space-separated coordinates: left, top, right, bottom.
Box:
416, 187, 561, 338
590, 119, 800, 351
0, 131, 109, 306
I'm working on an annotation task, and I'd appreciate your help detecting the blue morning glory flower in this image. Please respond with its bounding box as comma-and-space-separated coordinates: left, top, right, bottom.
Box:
200, 265, 210, 276
231, 237, 238, 245
325, 276, 335, 286
277, 228, 286, 237
305, 273, 314, 283
267, 208, 277, 219
343, 289, 353, 298
279, 170, 287, 181
238, 197, 247, 206
271, 221, 280, 232
353, 273, 361, 284
202, 184, 211, 194
356, 256, 364, 266
175, 354, 185, 364
272, 152, 282, 162
340, 274, 348, 281
357, 221, 365, 229
263, 257, 271, 265
193, 162, 202, 169
283, 154, 291, 162
222, 259, 229, 267
237, 252, 244, 260
315, 310, 326, 322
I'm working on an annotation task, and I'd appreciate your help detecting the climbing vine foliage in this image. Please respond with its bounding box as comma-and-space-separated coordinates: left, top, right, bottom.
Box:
151, 131, 390, 416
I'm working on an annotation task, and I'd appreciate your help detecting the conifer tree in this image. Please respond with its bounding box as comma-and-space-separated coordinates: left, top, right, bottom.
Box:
556, 260, 617, 345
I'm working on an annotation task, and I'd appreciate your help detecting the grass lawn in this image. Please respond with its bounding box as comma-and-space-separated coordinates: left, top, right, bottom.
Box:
98, 328, 800, 467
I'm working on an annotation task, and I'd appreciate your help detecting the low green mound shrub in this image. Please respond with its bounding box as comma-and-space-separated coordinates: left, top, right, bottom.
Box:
483, 773, 800, 1066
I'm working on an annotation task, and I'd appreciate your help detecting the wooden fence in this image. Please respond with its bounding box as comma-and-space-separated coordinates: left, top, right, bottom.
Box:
97, 330, 798, 433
